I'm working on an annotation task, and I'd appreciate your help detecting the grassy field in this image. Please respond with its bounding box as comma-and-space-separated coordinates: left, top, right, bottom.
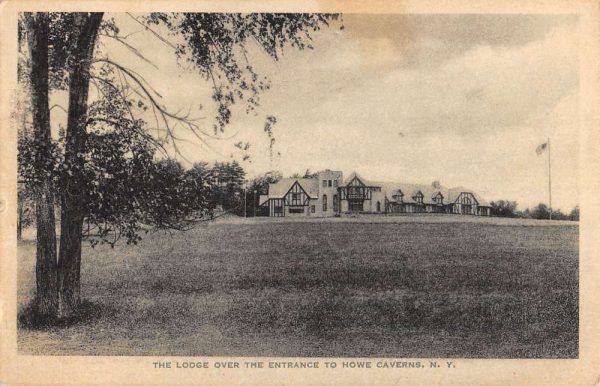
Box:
17, 215, 579, 358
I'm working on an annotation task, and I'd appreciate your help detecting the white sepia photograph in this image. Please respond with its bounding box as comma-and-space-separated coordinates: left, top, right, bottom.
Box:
1, 1, 599, 385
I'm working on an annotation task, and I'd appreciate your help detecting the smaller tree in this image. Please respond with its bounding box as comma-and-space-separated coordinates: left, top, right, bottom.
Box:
211, 161, 246, 213
569, 205, 580, 221
531, 203, 550, 220
490, 200, 518, 217
290, 169, 318, 179
551, 209, 568, 221
250, 171, 283, 195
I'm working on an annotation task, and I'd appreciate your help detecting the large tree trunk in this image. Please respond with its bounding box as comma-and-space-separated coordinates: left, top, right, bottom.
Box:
24, 13, 58, 316
57, 12, 103, 318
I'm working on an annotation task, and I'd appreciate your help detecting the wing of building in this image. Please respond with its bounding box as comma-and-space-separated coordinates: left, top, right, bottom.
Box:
259, 170, 491, 217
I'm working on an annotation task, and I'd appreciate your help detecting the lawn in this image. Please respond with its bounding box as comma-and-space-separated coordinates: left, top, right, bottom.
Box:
17, 215, 579, 358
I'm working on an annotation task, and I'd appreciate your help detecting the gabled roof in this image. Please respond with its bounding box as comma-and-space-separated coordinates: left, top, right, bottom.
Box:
447, 187, 490, 207
267, 178, 319, 199
373, 180, 488, 206
373, 181, 440, 204
412, 190, 424, 197
344, 171, 373, 186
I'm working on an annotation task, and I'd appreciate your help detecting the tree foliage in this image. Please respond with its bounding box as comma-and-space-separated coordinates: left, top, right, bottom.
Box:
530, 203, 550, 220
489, 200, 518, 217
210, 161, 246, 212
290, 169, 318, 179
569, 205, 579, 221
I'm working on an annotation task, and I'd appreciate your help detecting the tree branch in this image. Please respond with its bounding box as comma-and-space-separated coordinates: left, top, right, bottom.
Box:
92, 58, 234, 161
99, 32, 159, 69
125, 13, 178, 50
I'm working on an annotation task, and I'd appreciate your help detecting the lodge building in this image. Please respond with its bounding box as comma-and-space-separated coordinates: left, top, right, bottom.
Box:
259, 170, 491, 217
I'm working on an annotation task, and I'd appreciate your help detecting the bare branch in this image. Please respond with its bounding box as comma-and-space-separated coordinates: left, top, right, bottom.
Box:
49, 104, 68, 113
92, 58, 237, 162
125, 13, 178, 50
99, 32, 159, 69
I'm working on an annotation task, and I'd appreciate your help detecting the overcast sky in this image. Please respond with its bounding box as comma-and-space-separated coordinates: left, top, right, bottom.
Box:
52, 13, 580, 211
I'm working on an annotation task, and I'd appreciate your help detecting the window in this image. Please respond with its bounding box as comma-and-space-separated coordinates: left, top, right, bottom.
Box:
311, 205, 315, 213
292, 192, 300, 201
274, 205, 283, 214
322, 180, 327, 188
411, 191, 424, 204
333, 180, 338, 187
376, 201, 381, 212
289, 206, 304, 213
328, 180, 332, 187
333, 194, 339, 212
323, 194, 328, 211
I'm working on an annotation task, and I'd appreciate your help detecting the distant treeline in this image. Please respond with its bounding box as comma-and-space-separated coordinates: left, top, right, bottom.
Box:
489, 200, 579, 221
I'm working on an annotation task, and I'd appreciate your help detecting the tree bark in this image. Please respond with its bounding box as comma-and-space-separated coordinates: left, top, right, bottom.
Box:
24, 12, 58, 316
17, 193, 23, 241
57, 12, 103, 318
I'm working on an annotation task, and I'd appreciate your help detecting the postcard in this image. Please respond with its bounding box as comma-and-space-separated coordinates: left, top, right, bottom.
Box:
0, 1, 598, 385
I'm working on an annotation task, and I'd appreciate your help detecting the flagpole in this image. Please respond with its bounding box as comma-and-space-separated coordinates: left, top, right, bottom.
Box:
548, 137, 552, 220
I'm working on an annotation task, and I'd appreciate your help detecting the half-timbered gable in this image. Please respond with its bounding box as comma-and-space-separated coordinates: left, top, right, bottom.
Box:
259, 177, 319, 216
454, 192, 478, 215
338, 172, 385, 213
284, 181, 311, 206
445, 188, 489, 215
339, 175, 371, 201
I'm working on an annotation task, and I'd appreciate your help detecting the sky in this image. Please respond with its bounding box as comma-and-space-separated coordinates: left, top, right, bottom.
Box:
50, 13, 580, 211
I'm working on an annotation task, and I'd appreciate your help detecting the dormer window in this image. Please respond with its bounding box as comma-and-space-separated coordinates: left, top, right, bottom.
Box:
432, 193, 444, 205
413, 191, 424, 204
392, 190, 404, 203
